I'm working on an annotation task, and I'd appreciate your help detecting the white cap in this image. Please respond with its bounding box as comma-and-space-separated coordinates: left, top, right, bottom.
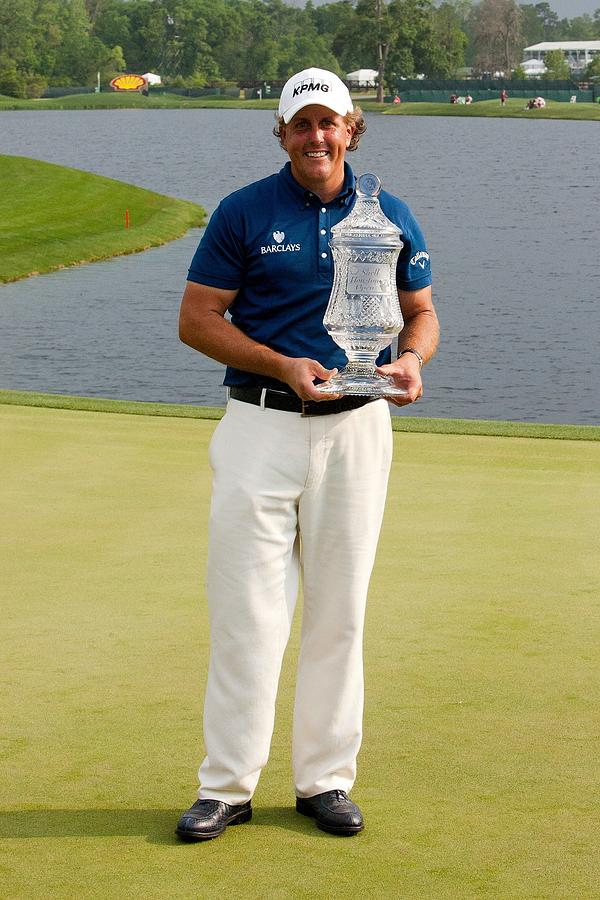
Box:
278, 67, 353, 124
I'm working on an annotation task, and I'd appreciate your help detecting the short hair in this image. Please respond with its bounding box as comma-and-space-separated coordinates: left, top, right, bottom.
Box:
273, 106, 366, 152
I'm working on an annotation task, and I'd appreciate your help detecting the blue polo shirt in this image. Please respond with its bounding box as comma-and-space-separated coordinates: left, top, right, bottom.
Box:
187, 162, 432, 391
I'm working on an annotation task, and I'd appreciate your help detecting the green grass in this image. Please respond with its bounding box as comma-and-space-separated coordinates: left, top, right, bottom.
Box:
0, 155, 206, 283
1, 91, 599, 119
0, 90, 280, 111
1, 388, 599, 441
1, 399, 599, 898
381, 97, 600, 120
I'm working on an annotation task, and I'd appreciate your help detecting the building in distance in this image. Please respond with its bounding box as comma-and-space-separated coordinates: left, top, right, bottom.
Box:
522, 41, 600, 75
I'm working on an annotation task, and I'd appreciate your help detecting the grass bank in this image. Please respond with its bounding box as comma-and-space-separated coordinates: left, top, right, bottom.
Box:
0, 90, 279, 112
1, 91, 599, 120
0, 155, 205, 283
382, 97, 600, 120
1, 389, 599, 441
1, 400, 598, 898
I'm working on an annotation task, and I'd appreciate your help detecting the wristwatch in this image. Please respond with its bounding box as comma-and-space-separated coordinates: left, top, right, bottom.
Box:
398, 348, 424, 369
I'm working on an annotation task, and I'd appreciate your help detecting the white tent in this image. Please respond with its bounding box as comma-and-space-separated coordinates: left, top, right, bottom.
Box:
346, 69, 378, 86
521, 59, 546, 75
142, 72, 162, 85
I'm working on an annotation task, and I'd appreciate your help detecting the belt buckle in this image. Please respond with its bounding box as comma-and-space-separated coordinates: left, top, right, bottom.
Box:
302, 398, 334, 417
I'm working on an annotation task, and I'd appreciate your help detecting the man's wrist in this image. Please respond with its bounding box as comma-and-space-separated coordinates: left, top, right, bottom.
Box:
271, 352, 296, 385
398, 347, 424, 369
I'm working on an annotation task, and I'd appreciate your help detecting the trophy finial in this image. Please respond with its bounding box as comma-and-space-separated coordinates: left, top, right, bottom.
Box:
356, 173, 381, 198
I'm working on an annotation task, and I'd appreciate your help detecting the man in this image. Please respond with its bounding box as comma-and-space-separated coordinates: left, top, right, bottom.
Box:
176, 67, 439, 841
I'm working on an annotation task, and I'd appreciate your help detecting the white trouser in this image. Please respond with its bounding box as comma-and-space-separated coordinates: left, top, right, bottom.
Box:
197, 397, 393, 803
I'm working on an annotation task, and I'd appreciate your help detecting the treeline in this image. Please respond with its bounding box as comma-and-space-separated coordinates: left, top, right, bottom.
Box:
1, 0, 600, 98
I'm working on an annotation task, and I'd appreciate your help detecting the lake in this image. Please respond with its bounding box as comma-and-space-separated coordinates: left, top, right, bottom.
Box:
0, 109, 598, 424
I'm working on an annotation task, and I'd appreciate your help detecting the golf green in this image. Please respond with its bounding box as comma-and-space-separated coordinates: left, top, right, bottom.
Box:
1, 402, 598, 898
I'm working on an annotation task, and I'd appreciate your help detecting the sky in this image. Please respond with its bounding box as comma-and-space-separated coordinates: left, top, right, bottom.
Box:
550, 0, 599, 16
286, 0, 599, 17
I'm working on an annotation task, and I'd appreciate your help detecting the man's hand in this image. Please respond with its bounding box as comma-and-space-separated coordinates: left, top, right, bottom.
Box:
279, 357, 341, 401
376, 284, 438, 406
179, 283, 343, 400
376, 354, 423, 407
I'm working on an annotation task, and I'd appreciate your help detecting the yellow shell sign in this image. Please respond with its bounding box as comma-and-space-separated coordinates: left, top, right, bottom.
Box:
110, 74, 147, 92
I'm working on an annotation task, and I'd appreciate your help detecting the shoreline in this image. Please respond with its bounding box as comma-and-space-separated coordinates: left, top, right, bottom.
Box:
1, 389, 598, 441
0, 93, 598, 121
0, 156, 206, 283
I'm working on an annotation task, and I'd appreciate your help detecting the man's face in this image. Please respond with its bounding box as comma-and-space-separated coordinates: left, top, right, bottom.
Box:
280, 105, 354, 199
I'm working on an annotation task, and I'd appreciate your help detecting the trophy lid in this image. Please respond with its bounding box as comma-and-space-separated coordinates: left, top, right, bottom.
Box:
330, 172, 403, 248
356, 173, 382, 198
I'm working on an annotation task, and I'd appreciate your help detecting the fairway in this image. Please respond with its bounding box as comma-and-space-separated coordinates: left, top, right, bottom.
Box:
1, 402, 599, 898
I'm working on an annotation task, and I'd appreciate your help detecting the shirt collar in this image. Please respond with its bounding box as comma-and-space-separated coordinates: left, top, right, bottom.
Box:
279, 161, 356, 210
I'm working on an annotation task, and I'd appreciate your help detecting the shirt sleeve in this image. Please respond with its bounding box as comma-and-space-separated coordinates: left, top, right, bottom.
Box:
187, 200, 246, 290
396, 211, 432, 291
380, 193, 432, 292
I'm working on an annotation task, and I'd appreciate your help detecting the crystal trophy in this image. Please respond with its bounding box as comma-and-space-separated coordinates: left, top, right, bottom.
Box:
316, 173, 406, 397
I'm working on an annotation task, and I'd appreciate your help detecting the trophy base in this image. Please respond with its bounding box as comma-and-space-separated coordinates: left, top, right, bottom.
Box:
315, 371, 407, 398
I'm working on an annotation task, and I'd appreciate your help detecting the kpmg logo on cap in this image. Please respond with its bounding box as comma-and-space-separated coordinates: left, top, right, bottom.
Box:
292, 77, 331, 98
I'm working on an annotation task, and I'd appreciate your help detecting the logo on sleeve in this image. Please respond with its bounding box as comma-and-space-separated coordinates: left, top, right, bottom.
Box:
410, 251, 430, 269
260, 230, 301, 255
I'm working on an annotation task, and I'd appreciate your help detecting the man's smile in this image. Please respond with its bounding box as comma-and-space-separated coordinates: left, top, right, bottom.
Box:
281, 105, 353, 201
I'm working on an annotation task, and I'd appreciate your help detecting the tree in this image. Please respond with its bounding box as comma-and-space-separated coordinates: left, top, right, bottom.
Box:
542, 48, 569, 80
311, 0, 356, 43
585, 54, 600, 78
52, 0, 96, 84
374, 0, 387, 102
521, 2, 559, 41
331, 0, 380, 75
432, 2, 467, 77
84, 0, 111, 25
328, 0, 453, 94
564, 15, 597, 41
471, 0, 523, 75
386, 0, 437, 81
0, 0, 37, 74
274, 26, 339, 80
440, 0, 476, 66
519, 5, 544, 46
199, 0, 244, 82
233, 0, 285, 82
33, 0, 67, 79
93, 1, 132, 54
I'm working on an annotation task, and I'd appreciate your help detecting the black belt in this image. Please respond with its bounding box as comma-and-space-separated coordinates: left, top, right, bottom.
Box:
229, 387, 377, 417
